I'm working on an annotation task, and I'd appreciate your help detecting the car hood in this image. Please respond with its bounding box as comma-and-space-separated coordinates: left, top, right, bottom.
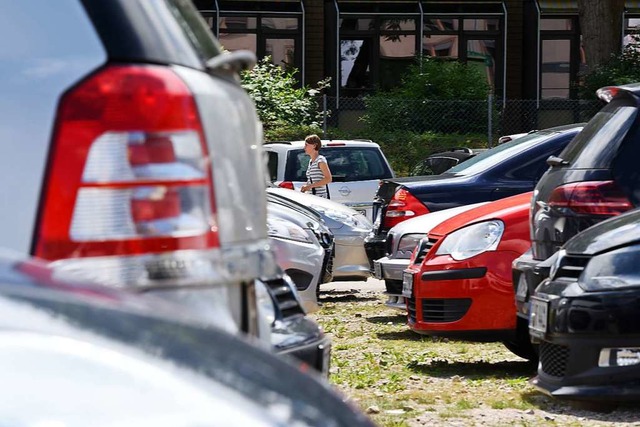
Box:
563, 208, 640, 256
430, 192, 533, 237
389, 202, 488, 236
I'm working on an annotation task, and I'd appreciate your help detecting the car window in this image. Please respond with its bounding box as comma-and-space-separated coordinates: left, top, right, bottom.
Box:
558, 98, 637, 169
284, 147, 393, 181
165, 0, 223, 62
266, 152, 278, 181
411, 157, 460, 176
445, 132, 555, 176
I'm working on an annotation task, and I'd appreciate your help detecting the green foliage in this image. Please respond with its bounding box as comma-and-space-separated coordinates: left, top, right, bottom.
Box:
580, 36, 640, 99
362, 57, 491, 133
241, 57, 330, 132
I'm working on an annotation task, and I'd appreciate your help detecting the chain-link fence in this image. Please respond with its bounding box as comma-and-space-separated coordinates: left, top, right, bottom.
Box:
318, 96, 603, 146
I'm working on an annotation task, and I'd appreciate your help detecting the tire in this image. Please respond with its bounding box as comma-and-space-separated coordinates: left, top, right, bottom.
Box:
502, 318, 539, 362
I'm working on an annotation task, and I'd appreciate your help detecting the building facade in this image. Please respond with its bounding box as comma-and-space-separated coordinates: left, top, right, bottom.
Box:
194, 0, 640, 102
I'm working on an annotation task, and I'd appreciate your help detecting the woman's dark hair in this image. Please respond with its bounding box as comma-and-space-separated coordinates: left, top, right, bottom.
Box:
305, 134, 322, 151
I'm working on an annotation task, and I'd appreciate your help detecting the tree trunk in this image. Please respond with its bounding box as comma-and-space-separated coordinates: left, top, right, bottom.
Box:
577, 0, 625, 71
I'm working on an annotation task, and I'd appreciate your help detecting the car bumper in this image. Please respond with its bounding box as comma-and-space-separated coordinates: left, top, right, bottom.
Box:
272, 314, 332, 376
373, 256, 411, 310
407, 250, 519, 339
364, 232, 387, 271
269, 237, 324, 313
532, 286, 640, 401
512, 250, 547, 322
332, 231, 371, 281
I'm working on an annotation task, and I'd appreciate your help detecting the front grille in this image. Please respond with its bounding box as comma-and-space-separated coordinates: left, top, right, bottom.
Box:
408, 296, 417, 323
420, 298, 471, 323
539, 341, 570, 378
263, 278, 305, 319
554, 254, 590, 282
414, 238, 438, 265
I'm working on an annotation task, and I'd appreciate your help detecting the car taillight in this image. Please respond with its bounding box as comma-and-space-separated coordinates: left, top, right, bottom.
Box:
383, 188, 429, 229
548, 181, 633, 216
35, 65, 219, 287
278, 181, 295, 190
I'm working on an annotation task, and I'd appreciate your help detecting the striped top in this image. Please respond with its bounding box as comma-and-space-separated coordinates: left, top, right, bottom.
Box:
306, 155, 329, 198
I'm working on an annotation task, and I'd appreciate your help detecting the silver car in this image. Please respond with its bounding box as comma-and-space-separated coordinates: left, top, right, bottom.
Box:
267, 201, 328, 312
375, 203, 487, 309
268, 188, 372, 281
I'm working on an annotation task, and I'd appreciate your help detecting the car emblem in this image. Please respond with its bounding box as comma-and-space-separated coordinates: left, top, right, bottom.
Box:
339, 186, 351, 196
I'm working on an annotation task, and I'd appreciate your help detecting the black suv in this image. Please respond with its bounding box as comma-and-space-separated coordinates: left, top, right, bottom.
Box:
514, 84, 640, 324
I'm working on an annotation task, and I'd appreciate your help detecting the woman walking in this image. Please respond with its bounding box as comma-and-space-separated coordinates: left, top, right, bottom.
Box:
301, 134, 332, 198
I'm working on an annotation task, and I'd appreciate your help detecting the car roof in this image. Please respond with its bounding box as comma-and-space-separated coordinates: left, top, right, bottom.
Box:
265, 139, 381, 148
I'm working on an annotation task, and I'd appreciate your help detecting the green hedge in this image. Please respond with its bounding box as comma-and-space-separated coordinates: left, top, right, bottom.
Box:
264, 124, 487, 177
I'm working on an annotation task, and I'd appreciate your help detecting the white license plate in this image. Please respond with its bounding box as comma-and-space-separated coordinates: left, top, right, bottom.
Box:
373, 261, 383, 280
402, 271, 414, 298
516, 274, 528, 299
529, 297, 548, 338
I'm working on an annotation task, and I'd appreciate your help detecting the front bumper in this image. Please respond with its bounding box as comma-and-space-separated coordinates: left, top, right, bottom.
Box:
364, 232, 387, 271
272, 314, 332, 377
407, 250, 519, 339
533, 287, 640, 401
512, 250, 548, 322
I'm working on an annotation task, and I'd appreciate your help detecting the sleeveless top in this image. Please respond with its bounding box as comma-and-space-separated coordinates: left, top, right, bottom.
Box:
306, 155, 329, 198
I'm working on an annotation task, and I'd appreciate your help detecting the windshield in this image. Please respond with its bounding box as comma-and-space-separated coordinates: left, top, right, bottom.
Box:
445, 132, 554, 176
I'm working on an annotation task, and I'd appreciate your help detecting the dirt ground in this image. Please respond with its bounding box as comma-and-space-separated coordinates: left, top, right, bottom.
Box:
313, 279, 640, 427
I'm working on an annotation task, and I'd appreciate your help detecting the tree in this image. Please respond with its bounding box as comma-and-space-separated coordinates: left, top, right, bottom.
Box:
240, 57, 330, 132
577, 0, 625, 71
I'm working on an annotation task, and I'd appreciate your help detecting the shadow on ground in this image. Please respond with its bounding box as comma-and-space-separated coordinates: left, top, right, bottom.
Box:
320, 291, 378, 303
366, 314, 406, 324
408, 358, 537, 379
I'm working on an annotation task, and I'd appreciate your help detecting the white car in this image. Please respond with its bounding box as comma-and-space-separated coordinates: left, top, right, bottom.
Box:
264, 140, 395, 221
374, 203, 487, 310
268, 187, 373, 281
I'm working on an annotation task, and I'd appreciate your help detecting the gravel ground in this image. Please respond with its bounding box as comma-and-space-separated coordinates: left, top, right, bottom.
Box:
312, 279, 640, 427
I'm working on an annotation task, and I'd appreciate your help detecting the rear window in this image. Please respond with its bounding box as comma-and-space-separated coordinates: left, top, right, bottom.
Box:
558, 97, 637, 169
446, 132, 556, 176
410, 156, 460, 176
284, 147, 393, 182
165, 0, 223, 62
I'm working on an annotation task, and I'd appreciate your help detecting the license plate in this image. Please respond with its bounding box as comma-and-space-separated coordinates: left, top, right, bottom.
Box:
516, 274, 528, 299
402, 271, 414, 298
373, 261, 383, 279
529, 297, 548, 338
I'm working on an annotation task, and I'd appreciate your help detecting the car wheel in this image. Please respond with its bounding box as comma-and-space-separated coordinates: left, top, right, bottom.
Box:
502, 318, 539, 362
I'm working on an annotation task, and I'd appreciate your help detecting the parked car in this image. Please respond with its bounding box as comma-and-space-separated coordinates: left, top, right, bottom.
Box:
3, 0, 327, 368
264, 139, 395, 220
403, 192, 536, 360
373, 202, 488, 310
267, 200, 332, 312
529, 208, 640, 402
0, 252, 374, 426
365, 124, 584, 269
409, 147, 483, 176
268, 187, 373, 281
513, 84, 640, 327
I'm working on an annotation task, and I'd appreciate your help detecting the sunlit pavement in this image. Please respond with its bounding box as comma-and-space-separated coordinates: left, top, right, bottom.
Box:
321, 277, 385, 293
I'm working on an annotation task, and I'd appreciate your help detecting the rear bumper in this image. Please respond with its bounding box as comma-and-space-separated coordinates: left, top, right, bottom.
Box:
512, 250, 546, 321
273, 315, 332, 376
364, 232, 387, 271
332, 231, 371, 281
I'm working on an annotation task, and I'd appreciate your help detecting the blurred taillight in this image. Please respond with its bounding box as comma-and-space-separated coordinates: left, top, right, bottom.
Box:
278, 181, 295, 190
35, 65, 219, 286
548, 180, 633, 216
383, 188, 429, 229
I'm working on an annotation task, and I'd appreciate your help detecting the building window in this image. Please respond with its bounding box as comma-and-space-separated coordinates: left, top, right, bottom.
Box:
539, 17, 582, 99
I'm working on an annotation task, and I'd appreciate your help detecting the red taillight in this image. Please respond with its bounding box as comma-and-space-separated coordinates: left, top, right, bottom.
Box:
278, 181, 295, 190
35, 65, 219, 263
382, 188, 429, 228
548, 180, 633, 216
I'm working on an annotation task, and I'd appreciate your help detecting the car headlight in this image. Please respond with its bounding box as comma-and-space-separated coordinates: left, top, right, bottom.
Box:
397, 233, 426, 257
579, 245, 640, 291
435, 220, 504, 261
311, 205, 371, 232
267, 217, 312, 243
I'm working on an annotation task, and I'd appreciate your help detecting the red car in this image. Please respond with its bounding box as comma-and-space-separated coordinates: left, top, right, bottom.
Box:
402, 192, 536, 360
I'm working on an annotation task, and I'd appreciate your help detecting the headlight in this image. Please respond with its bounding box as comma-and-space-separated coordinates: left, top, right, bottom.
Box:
397, 233, 426, 257
579, 245, 640, 291
311, 205, 371, 232
267, 217, 312, 243
435, 220, 504, 261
